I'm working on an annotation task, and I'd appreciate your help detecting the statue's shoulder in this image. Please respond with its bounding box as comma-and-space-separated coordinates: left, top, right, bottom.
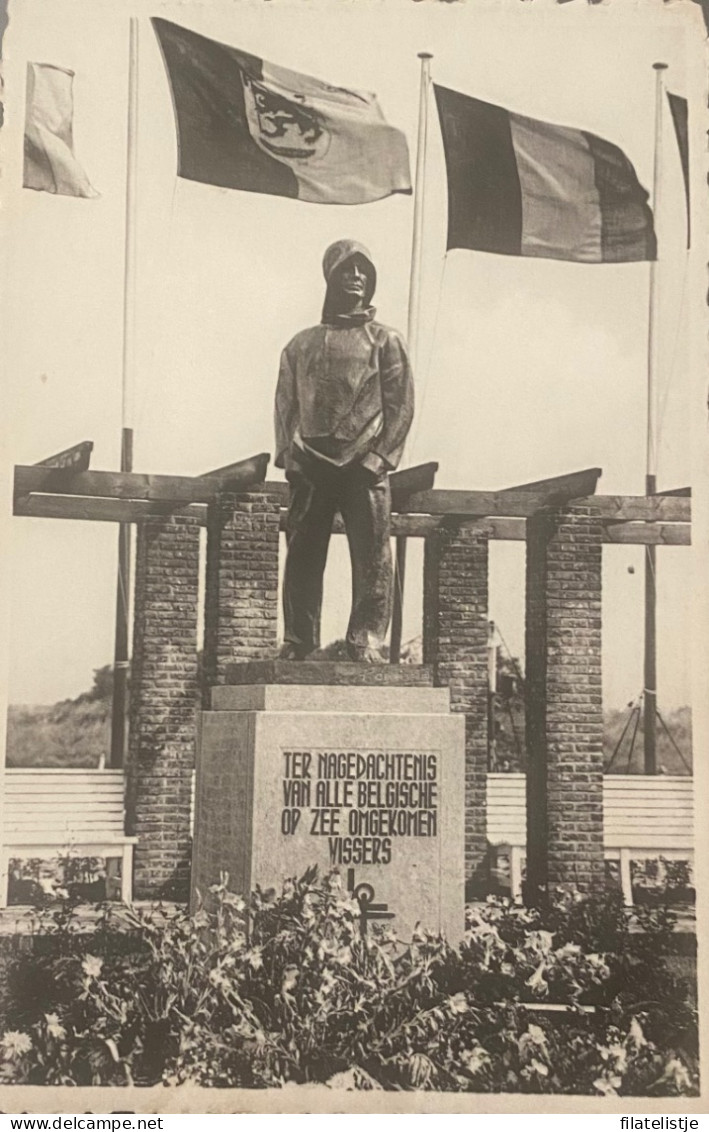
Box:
283, 324, 323, 353
369, 321, 408, 350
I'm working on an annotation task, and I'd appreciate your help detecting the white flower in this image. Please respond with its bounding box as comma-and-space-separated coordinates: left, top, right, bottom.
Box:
209, 968, 231, 991
608, 1043, 628, 1074
526, 1024, 547, 1046
244, 948, 263, 971
594, 1074, 621, 1096
44, 1013, 66, 1041
627, 1016, 648, 1048
223, 892, 246, 913
81, 955, 103, 980
315, 969, 338, 1004
448, 992, 468, 1015
555, 942, 582, 959
526, 962, 548, 996
2, 1030, 32, 1057
660, 1057, 693, 1092
529, 930, 554, 953
282, 965, 299, 993
461, 1044, 489, 1076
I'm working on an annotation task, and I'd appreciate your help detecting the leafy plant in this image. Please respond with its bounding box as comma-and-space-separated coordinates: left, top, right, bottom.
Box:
0, 871, 698, 1094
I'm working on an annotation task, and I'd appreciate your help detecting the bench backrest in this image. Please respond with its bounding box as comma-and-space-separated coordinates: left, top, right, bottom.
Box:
3, 769, 126, 842
486, 773, 694, 851
2, 769, 693, 854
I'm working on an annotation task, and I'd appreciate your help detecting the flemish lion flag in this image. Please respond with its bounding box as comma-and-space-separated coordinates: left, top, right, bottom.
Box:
24, 63, 98, 197
152, 18, 412, 205
434, 85, 656, 263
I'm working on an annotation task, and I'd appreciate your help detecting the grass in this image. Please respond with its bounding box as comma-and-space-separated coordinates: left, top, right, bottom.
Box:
6, 699, 111, 769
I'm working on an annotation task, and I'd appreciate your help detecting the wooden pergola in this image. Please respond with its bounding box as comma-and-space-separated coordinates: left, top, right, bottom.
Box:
11, 442, 692, 903
13, 443, 691, 760
13, 450, 691, 543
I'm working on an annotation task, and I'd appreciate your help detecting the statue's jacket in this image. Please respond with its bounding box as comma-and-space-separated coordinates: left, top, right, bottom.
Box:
275, 316, 414, 476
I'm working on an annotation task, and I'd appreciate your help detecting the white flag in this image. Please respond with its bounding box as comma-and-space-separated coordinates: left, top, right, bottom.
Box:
24, 63, 98, 197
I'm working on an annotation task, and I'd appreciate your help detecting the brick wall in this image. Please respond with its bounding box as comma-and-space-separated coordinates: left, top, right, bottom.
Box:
423, 521, 489, 892
127, 515, 200, 901
203, 490, 281, 688
525, 503, 604, 899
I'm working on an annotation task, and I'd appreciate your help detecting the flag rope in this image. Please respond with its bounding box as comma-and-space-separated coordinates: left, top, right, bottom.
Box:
406, 252, 447, 465
656, 253, 690, 460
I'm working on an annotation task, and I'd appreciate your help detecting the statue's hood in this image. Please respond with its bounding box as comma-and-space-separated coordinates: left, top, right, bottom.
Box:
321, 239, 377, 324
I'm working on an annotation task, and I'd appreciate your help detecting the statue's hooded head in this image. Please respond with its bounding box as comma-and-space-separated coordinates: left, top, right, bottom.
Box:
321, 239, 377, 325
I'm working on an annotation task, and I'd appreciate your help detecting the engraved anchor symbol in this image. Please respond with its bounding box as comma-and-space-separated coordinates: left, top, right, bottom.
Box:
346, 867, 395, 936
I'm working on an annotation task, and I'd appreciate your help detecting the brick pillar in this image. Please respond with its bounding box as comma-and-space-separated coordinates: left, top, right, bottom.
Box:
423, 521, 489, 894
127, 515, 200, 901
203, 490, 280, 686
525, 503, 604, 900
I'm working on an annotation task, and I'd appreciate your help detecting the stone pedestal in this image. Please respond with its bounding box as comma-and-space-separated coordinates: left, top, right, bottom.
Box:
192, 663, 466, 941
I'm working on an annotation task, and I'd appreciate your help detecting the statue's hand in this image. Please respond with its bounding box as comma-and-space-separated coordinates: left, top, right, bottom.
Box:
356, 452, 387, 486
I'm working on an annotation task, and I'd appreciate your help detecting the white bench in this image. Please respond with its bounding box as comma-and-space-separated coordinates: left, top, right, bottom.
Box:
1, 769, 692, 908
487, 773, 694, 905
1, 768, 137, 906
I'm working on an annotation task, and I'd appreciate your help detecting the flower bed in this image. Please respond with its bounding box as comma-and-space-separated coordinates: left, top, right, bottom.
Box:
0, 870, 698, 1095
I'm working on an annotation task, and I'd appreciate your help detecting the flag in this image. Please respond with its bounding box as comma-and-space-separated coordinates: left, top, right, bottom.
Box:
667, 91, 690, 248
433, 85, 656, 263
152, 18, 412, 205
23, 63, 98, 197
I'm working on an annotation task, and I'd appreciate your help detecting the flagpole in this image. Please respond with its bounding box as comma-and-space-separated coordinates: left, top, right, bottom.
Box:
407, 52, 433, 370
110, 16, 139, 768
390, 50, 432, 665
643, 61, 667, 776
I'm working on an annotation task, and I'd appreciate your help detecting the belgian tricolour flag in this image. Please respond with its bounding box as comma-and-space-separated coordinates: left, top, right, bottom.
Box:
152, 18, 412, 205
434, 84, 657, 264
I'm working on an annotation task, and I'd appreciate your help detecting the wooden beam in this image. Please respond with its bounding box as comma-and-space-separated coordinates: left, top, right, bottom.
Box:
602, 522, 690, 546
266, 479, 593, 519
395, 488, 561, 518
14, 494, 208, 525
390, 461, 438, 501
498, 466, 602, 499
388, 515, 690, 544
388, 515, 524, 539
396, 488, 583, 518
586, 495, 690, 522
13, 492, 692, 545
35, 441, 93, 472
15, 461, 266, 504
201, 452, 270, 489
656, 486, 691, 498
395, 489, 690, 522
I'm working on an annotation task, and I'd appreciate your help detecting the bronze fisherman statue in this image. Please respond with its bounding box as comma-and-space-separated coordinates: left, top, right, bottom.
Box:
275, 239, 414, 663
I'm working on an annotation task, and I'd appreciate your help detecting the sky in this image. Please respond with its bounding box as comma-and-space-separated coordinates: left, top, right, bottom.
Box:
1, 0, 706, 715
